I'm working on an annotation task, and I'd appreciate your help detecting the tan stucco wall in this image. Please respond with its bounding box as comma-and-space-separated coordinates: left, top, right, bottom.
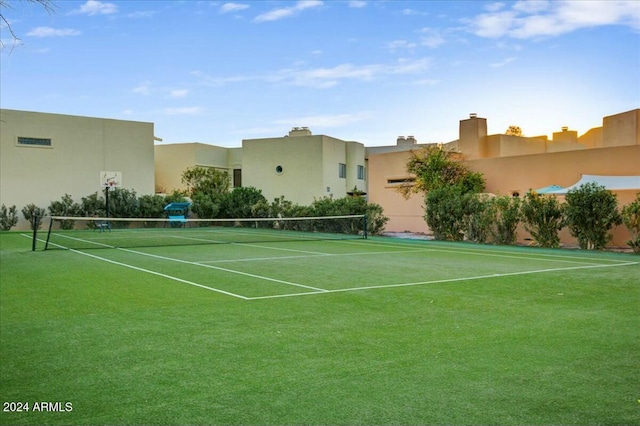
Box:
242, 134, 366, 206
366, 150, 429, 234
241, 136, 324, 205
367, 144, 640, 247
154, 143, 238, 194
468, 145, 640, 247
0, 109, 155, 229
603, 109, 640, 148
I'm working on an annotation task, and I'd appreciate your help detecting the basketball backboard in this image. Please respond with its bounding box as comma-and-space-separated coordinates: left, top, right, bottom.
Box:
100, 171, 122, 189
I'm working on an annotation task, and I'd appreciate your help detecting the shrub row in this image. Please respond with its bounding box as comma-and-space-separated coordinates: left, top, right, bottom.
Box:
1, 187, 389, 236
425, 183, 640, 252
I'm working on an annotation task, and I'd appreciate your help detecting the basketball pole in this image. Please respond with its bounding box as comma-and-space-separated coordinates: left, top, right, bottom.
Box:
105, 185, 110, 218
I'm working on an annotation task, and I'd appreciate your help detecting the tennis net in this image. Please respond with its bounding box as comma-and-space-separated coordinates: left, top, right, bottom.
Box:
39, 215, 367, 250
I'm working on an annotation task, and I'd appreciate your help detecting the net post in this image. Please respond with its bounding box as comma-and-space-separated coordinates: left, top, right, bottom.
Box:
363, 214, 368, 239
44, 216, 54, 251
31, 215, 38, 251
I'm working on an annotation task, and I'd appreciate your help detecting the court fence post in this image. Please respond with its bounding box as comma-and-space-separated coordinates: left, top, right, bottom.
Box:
363, 214, 368, 239
32, 215, 38, 251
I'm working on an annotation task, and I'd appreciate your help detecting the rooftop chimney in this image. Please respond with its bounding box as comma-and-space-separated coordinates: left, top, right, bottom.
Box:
469, 113, 477, 118
289, 127, 312, 137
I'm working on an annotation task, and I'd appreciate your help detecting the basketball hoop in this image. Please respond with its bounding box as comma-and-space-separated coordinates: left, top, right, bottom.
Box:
100, 171, 122, 189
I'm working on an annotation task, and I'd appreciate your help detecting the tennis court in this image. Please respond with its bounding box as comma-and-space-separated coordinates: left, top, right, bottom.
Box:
2, 227, 639, 425
36, 222, 639, 300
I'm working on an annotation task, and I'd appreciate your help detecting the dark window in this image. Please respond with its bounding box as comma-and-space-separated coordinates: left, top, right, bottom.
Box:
357, 165, 365, 180
18, 136, 52, 147
387, 177, 415, 185
339, 163, 346, 178
233, 169, 242, 187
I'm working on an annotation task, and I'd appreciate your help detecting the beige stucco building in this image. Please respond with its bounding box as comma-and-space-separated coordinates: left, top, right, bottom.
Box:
154, 142, 242, 194
241, 128, 366, 205
155, 127, 367, 206
3, 107, 638, 248
0, 109, 156, 228
366, 109, 640, 247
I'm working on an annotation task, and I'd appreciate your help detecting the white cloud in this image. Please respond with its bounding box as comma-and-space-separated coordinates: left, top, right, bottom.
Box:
385, 40, 418, 50
490, 57, 516, 67
401, 8, 427, 16
191, 58, 430, 90
413, 79, 440, 86
26, 27, 81, 37
191, 70, 255, 87
254, 0, 323, 23
220, 3, 250, 14
132, 83, 151, 95
127, 11, 156, 19
272, 58, 430, 88
169, 89, 189, 98
273, 112, 371, 128
470, 0, 640, 39
419, 28, 446, 48
512, 0, 551, 14
472, 11, 517, 38
485, 2, 507, 13
72, 0, 118, 16
348, 1, 367, 8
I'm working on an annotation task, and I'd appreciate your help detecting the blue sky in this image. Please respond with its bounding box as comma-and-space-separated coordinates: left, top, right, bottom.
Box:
1, 0, 639, 146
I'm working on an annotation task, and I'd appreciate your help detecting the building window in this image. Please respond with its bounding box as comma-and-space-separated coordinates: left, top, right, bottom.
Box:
339, 163, 346, 179
387, 177, 415, 185
275, 165, 284, 175
357, 165, 365, 180
233, 169, 242, 187
17, 136, 52, 147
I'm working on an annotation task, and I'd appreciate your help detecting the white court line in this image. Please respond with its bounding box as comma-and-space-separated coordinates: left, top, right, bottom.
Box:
39, 234, 323, 295
247, 261, 640, 300
197, 249, 423, 264
38, 240, 250, 299
336, 238, 630, 265
30, 233, 638, 300
116, 247, 328, 293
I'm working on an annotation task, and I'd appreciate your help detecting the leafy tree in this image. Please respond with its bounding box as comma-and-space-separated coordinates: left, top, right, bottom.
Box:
621, 193, 640, 253
402, 145, 486, 241
463, 193, 495, 243
424, 186, 467, 241
505, 125, 523, 136
491, 196, 521, 245
182, 167, 230, 198
138, 194, 166, 218
190, 193, 221, 219
520, 192, 565, 248
163, 190, 188, 205
138, 194, 166, 227
48, 194, 82, 229
308, 195, 387, 235
400, 145, 485, 197
564, 183, 622, 250
182, 167, 230, 219
0, 204, 19, 231
107, 188, 139, 226
21, 204, 46, 230
220, 187, 267, 219
80, 192, 105, 217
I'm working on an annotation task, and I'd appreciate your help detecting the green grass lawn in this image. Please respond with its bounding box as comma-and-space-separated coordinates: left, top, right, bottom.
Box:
1, 231, 638, 425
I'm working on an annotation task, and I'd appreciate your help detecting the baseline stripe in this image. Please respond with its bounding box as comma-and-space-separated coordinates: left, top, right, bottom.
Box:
247, 261, 639, 300
58, 247, 249, 299
117, 248, 328, 293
